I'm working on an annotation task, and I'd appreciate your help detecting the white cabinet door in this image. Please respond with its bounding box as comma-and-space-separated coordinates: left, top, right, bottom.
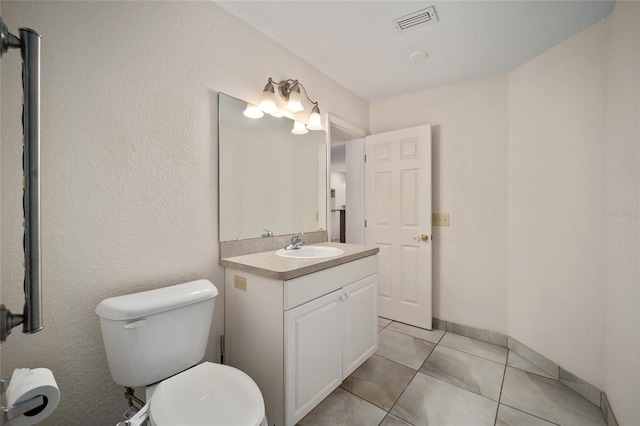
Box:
342, 274, 378, 377
285, 288, 343, 425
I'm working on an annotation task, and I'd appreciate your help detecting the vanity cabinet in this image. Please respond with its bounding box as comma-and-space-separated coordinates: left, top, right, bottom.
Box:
224, 254, 378, 426
285, 274, 377, 423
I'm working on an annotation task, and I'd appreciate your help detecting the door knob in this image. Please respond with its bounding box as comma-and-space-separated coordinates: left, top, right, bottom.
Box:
413, 234, 429, 241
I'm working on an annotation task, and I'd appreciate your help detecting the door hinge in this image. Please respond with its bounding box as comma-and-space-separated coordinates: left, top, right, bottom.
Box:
364, 220, 367, 228
364, 154, 367, 163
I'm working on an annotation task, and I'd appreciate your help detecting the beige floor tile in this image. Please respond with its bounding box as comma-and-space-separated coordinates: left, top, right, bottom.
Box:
376, 329, 435, 369
390, 372, 498, 426
420, 345, 505, 401
501, 367, 606, 426
341, 354, 415, 411
297, 387, 386, 426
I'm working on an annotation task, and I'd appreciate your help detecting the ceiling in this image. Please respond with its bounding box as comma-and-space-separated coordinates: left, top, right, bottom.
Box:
216, 0, 614, 101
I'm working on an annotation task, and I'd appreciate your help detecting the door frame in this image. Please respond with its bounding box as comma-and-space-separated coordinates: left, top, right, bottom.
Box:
326, 114, 368, 243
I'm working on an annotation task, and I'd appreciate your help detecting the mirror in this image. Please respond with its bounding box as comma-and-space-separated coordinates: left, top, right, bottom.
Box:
218, 93, 327, 241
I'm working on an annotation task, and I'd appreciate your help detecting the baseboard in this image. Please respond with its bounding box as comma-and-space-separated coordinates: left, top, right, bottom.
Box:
433, 317, 508, 347
559, 366, 602, 407
601, 392, 619, 426
432, 317, 447, 331
433, 317, 617, 423
446, 320, 508, 347
507, 336, 559, 379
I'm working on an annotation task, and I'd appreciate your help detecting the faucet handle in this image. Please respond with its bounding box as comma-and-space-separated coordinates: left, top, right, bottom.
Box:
285, 233, 304, 250
288, 233, 305, 248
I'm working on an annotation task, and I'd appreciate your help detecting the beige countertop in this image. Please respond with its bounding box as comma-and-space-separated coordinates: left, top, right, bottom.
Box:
219, 242, 379, 281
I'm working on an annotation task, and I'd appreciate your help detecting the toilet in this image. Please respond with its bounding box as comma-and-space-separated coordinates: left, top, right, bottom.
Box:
95, 279, 267, 426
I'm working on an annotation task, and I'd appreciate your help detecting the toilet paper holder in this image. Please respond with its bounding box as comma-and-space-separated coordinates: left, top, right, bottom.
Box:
0, 377, 45, 426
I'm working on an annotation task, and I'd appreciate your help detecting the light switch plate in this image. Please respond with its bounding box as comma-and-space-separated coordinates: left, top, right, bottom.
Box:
432, 213, 450, 226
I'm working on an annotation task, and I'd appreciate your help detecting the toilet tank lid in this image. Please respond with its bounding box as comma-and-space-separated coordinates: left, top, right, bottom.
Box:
95, 279, 218, 321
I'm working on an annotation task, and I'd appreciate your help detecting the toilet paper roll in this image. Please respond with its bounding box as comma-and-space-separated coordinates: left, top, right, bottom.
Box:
6, 368, 60, 426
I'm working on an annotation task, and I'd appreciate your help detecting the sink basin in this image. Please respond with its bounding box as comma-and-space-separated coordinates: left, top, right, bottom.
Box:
276, 246, 345, 259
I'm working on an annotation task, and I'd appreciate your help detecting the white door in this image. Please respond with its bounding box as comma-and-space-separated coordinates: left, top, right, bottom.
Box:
365, 125, 432, 329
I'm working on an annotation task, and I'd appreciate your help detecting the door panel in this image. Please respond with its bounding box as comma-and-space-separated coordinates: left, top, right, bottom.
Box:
374, 172, 392, 226
401, 245, 419, 305
342, 274, 378, 377
285, 289, 342, 424
401, 169, 419, 226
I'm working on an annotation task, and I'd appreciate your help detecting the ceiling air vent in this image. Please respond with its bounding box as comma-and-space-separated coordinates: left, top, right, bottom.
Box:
392, 6, 439, 33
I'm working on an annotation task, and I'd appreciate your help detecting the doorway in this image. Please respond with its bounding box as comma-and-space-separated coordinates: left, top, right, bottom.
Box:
330, 145, 347, 242
328, 115, 368, 245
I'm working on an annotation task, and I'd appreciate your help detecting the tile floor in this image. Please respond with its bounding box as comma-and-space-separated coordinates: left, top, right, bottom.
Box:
298, 317, 607, 426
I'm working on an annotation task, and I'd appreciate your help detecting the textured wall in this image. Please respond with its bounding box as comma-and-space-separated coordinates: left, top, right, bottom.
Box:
508, 2, 639, 419
602, 1, 640, 424
507, 13, 607, 388
370, 75, 510, 334
0, 2, 367, 424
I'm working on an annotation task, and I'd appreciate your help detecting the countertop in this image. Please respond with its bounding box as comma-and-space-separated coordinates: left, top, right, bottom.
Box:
219, 242, 379, 281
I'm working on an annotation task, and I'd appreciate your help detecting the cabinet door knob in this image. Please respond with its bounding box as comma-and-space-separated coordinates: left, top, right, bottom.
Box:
339, 294, 347, 302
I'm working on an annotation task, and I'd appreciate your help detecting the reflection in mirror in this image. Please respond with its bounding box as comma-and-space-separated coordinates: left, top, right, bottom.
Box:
218, 93, 327, 242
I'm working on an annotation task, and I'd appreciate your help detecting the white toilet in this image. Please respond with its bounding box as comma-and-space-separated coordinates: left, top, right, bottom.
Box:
95, 279, 267, 426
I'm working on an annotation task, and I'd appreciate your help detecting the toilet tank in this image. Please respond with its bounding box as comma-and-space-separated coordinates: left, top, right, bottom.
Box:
95, 280, 218, 388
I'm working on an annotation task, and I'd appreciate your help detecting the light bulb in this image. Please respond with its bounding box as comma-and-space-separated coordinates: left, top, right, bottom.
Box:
259, 92, 277, 114
259, 80, 278, 114
306, 105, 323, 131
292, 120, 308, 135
243, 103, 264, 119
286, 85, 304, 113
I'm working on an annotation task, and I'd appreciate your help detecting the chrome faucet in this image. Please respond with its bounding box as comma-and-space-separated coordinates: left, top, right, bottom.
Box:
285, 233, 305, 250
262, 229, 273, 238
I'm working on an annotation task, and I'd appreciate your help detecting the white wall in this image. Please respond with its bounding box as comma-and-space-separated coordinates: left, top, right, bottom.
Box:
508, 7, 640, 422
507, 9, 607, 389
371, 3, 639, 423
345, 138, 365, 245
370, 75, 510, 334
602, 1, 640, 424
0, 2, 368, 425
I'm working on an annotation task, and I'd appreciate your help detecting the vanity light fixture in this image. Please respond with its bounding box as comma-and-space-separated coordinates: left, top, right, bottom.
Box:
292, 120, 308, 135
242, 104, 264, 119
243, 77, 324, 133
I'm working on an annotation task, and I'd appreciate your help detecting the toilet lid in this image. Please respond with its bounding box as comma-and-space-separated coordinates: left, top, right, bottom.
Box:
149, 362, 265, 426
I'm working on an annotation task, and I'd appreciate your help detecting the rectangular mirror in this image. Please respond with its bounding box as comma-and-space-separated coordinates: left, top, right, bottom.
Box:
218, 93, 327, 242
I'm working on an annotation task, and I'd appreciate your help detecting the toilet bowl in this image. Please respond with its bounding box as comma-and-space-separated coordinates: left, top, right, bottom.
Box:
149, 362, 267, 426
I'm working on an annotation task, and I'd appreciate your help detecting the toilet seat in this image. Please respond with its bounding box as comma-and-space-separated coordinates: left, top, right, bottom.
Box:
149, 362, 266, 426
